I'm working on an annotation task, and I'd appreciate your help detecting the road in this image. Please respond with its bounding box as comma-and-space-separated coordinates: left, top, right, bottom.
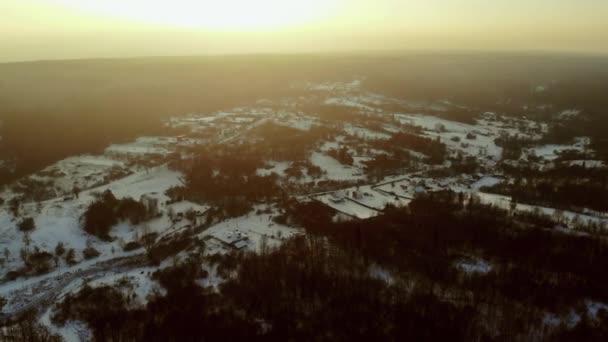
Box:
0, 253, 147, 325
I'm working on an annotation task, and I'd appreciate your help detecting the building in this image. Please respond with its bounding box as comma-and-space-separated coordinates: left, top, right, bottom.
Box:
207, 230, 250, 250
329, 192, 345, 204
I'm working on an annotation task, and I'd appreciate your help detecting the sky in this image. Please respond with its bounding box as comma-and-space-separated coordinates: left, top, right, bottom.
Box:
1, 0, 608, 62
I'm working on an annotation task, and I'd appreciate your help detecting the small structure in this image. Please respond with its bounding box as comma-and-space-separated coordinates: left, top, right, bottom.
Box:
140, 194, 159, 217
329, 192, 345, 204
414, 186, 427, 195
208, 230, 250, 250
351, 190, 363, 200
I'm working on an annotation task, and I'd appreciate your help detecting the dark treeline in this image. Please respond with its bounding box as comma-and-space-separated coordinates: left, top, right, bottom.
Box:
252, 122, 337, 161
484, 165, 608, 213
168, 144, 283, 217
82, 190, 150, 239
277, 193, 608, 334
362, 132, 447, 180
50, 238, 482, 342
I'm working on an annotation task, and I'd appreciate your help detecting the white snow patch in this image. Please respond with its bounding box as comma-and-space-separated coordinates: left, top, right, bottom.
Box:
310, 153, 365, 181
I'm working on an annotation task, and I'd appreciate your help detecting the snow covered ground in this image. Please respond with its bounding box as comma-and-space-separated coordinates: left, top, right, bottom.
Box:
476, 192, 608, 226
456, 258, 493, 275
0, 165, 185, 279
1, 77, 608, 338
344, 125, 391, 140
471, 176, 504, 190
201, 206, 301, 253
310, 152, 365, 182
527, 137, 590, 161
395, 113, 505, 163
256, 161, 291, 177
314, 193, 380, 220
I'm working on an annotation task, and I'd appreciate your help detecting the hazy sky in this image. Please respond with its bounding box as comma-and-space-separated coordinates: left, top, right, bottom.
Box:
2, 0, 608, 62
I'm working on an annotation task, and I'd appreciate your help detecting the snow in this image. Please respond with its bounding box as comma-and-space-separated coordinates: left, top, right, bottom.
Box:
456, 258, 493, 274
565, 160, 605, 168
23, 155, 131, 197
395, 113, 505, 163
471, 176, 504, 191
197, 264, 225, 290
369, 264, 395, 285
166, 201, 209, 215
396, 114, 476, 133
528, 137, 590, 161
41, 308, 91, 342
310, 152, 365, 181
2, 76, 608, 327
324, 97, 378, 112
351, 185, 410, 210
314, 193, 380, 220
85, 267, 160, 306
530, 145, 581, 161
476, 192, 608, 226
557, 109, 581, 119
93, 165, 183, 203
544, 301, 608, 328
344, 125, 391, 140
305, 80, 362, 92
201, 207, 301, 253
274, 115, 319, 131
105, 143, 169, 156
586, 301, 608, 318
0, 165, 184, 281
256, 161, 291, 177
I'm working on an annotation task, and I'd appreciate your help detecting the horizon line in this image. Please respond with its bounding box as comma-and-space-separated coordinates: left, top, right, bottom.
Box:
2, 48, 608, 65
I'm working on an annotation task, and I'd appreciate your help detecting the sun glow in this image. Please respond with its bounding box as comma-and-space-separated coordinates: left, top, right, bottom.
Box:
53, 0, 338, 31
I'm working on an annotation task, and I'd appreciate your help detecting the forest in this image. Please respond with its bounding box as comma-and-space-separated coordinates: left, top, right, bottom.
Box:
488, 164, 608, 213
35, 193, 608, 341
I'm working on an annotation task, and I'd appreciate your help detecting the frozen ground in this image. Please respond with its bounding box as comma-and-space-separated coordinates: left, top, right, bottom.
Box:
476, 192, 608, 226
528, 137, 590, 161
256, 161, 291, 177
310, 152, 365, 182
201, 206, 301, 253
0, 165, 184, 279
344, 125, 391, 140
456, 258, 493, 274
314, 193, 380, 220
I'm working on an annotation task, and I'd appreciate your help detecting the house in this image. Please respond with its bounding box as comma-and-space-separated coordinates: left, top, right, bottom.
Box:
233, 240, 248, 250
329, 192, 345, 204
208, 230, 250, 250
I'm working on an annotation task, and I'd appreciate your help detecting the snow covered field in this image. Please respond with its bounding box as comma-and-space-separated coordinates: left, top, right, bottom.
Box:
201, 206, 301, 253
310, 152, 365, 182
476, 192, 608, 226
0, 165, 185, 280
527, 137, 590, 161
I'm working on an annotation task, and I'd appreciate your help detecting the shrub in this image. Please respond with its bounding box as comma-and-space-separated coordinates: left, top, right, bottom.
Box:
18, 217, 36, 232
65, 248, 77, 265
55, 242, 66, 257
83, 247, 101, 260
123, 241, 142, 252
82, 190, 150, 239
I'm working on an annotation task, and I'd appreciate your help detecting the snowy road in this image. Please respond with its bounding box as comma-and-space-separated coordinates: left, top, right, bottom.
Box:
0, 253, 147, 325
